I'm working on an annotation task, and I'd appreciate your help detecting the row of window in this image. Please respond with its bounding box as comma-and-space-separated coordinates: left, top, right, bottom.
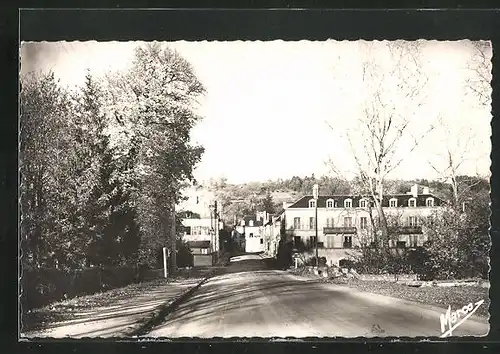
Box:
308, 197, 435, 209
296, 235, 420, 249
292, 216, 422, 230
185, 226, 211, 236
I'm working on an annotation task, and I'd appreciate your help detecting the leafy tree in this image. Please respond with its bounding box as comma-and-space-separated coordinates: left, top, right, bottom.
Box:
422, 184, 489, 279
258, 193, 277, 215
106, 43, 205, 268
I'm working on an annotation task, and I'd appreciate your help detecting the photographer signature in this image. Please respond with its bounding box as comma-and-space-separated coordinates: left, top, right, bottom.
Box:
439, 299, 485, 337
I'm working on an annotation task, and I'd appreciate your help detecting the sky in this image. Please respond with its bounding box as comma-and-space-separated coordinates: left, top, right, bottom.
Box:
20, 40, 492, 185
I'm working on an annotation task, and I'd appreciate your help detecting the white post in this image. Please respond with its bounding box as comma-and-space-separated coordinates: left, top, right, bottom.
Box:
295, 257, 298, 269
163, 247, 168, 278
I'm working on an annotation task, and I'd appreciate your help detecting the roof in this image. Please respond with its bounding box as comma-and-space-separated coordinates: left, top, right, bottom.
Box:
288, 194, 444, 208
187, 240, 211, 248
242, 215, 264, 226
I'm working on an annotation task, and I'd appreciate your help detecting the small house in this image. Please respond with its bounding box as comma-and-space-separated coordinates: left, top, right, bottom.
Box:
187, 240, 215, 266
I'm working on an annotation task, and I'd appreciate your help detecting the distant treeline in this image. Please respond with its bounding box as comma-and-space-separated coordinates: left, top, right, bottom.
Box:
204, 174, 488, 224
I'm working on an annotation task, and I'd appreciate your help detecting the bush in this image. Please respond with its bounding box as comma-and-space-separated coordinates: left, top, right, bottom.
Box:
304, 256, 327, 267
407, 246, 435, 280
176, 240, 194, 268
351, 249, 409, 275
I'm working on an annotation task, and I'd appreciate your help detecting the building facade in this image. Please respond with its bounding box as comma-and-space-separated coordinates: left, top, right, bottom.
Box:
280, 184, 444, 266
188, 240, 215, 266
263, 212, 284, 257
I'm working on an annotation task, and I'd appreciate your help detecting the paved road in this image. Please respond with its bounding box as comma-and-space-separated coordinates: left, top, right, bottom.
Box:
145, 255, 489, 338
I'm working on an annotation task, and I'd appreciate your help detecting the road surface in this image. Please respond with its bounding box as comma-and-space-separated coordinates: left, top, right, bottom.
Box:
144, 254, 489, 338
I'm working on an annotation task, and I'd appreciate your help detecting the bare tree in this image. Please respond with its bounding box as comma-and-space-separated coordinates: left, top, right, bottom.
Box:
465, 41, 492, 108
429, 122, 487, 211
327, 40, 437, 251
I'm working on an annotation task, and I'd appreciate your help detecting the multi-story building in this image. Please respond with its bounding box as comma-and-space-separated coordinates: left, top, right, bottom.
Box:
280, 184, 444, 266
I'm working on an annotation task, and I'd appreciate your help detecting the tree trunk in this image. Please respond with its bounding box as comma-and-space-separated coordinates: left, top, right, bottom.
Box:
374, 199, 390, 251
451, 175, 460, 211
367, 202, 377, 245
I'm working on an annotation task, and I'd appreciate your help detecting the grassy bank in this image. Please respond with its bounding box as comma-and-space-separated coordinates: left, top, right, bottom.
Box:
21, 271, 211, 333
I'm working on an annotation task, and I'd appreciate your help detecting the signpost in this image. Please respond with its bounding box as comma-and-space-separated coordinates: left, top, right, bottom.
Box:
163, 247, 169, 278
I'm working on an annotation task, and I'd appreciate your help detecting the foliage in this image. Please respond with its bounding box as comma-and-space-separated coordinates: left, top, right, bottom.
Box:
176, 238, 193, 268
348, 177, 489, 280
20, 42, 205, 279
421, 187, 490, 279
104, 43, 205, 267
20, 72, 75, 269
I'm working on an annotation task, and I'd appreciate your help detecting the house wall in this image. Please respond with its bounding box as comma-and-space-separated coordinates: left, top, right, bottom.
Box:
182, 218, 222, 252
190, 247, 211, 255
245, 226, 265, 253
263, 220, 283, 257
177, 186, 216, 219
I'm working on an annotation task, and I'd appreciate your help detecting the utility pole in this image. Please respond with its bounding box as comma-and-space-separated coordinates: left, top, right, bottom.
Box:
313, 184, 319, 268
209, 200, 221, 264
214, 200, 219, 262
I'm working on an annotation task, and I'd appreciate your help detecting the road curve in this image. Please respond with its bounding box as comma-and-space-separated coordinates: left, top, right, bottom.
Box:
144, 257, 489, 338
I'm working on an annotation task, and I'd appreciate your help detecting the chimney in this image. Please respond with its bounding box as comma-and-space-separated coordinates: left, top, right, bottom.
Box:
423, 186, 430, 194
411, 184, 418, 198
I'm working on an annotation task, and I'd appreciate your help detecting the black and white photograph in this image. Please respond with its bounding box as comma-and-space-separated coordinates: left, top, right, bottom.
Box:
19, 39, 492, 339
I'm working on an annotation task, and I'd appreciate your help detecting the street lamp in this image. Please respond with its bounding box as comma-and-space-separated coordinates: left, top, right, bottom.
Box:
313, 184, 319, 268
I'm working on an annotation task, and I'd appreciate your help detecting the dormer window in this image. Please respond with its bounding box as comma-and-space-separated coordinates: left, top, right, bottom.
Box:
309, 199, 316, 208
249, 220, 254, 227
326, 199, 334, 208
389, 198, 398, 208
359, 199, 367, 208
344, 198, 352, 208
408, 198, 416, 208
426, 197, 434, 207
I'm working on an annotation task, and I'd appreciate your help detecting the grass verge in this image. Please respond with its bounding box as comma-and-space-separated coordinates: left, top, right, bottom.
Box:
289, 268, 490, 318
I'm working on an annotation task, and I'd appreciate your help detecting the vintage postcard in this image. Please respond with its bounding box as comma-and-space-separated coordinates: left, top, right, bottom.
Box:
19, 39, 491, 339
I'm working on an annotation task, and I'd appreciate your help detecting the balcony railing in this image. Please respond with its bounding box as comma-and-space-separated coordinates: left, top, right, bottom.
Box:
323, 227, 357, 234
389, 226, 423, 234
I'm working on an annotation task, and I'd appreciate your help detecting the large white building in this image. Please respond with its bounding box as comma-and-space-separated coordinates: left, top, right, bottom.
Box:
267, 184, 444, 266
